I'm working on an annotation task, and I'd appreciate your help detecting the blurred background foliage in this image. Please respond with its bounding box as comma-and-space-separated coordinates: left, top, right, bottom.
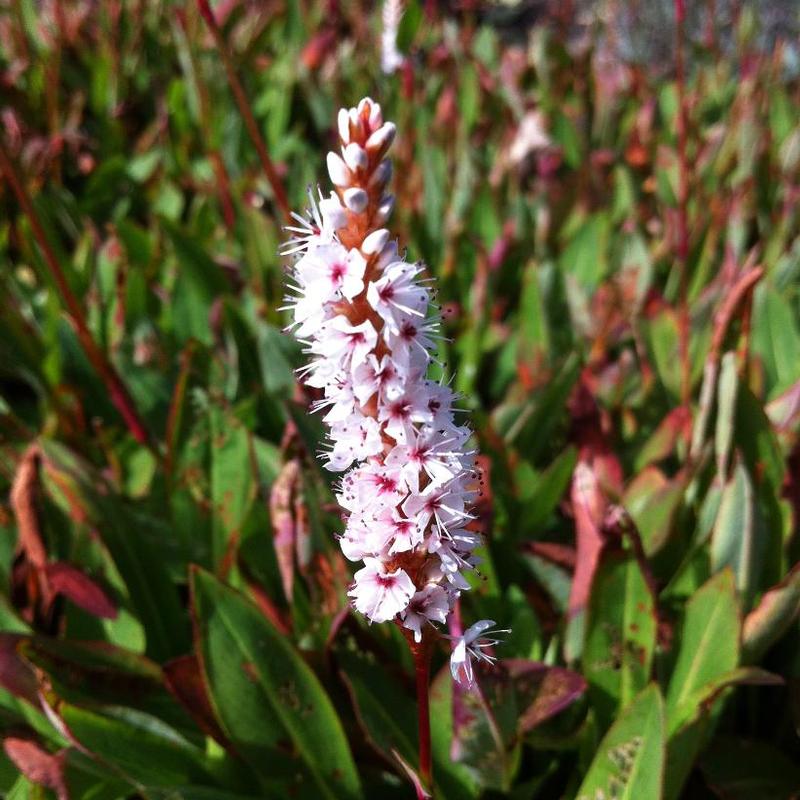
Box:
1, 0, 800, 798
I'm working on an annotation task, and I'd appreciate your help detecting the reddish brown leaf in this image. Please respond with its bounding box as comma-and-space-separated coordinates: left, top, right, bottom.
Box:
743, 562, 800, 662
270, 459, 301, 603
301, 29, 337, 70
568, 461, 607, 624
0, 634, 38, 705
44, 562, 118, 619
163, 654, 230, 748
524, 542, 576, 572
3, 737, 69, 800
503, 659, 587, 732
10, 445, 47, 568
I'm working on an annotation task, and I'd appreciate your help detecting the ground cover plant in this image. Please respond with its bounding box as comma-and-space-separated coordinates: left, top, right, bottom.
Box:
1, 1, 799, 798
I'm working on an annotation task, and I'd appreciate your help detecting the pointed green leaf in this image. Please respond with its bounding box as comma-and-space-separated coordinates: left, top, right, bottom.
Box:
576, 684, 665, 800
191, 569, 362, 800
583, 549, 657, 731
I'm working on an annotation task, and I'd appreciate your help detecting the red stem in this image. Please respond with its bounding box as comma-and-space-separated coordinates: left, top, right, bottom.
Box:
409, 635, 433, 793
196, 0, 292, 224
674, 0, 691, 412
0, 141, 153, 449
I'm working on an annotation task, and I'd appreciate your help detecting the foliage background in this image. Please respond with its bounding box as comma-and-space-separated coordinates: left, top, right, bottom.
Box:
1, 1, 800, 798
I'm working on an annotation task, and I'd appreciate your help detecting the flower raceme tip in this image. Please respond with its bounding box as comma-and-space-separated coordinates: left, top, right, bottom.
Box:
282, 97, 506, 686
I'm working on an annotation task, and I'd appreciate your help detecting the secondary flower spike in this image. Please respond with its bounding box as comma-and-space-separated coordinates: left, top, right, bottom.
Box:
283, 97, 504, 685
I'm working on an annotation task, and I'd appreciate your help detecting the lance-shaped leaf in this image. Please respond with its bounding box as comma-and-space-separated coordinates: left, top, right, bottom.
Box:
575, 684, 665, 800
44, 562, 118, 620
209, 405, 257, 569
429, 667, 480, 800
666, 569, 739, 728
39, 440, 187, 662
714, 352, 738, 478
0, 634, 39, 706
698, 736, 800, 800
190, 568, 362, 800
504, 660, 586, 733
3, 738, 67, 800
742, 563, 800, 663
663, 569, 741, 799
59, 703, 222, 790
269, 459, 301, 603
583, 548, 657, 732
566, 460, 607, 663
337, 650, 417, 768
710, 459, 765, 609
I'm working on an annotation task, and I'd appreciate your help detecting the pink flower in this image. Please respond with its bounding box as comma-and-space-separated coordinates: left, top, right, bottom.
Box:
349, 559, 416, 623
449, 620, 510, 687
283, 97, 506, 670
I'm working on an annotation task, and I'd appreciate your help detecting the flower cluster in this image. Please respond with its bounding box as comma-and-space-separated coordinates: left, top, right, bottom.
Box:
283, 97, 502, 683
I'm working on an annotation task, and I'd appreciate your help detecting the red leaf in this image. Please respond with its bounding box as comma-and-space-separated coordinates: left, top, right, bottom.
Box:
568, 461, 607, 623
10, 445, 47, 568
3, 737, 69, 800
163, 654, 230, 749
503, 660, 587, 732
0, 634, 38, 705
44, 562, 117, 619
301, 29, 337, 70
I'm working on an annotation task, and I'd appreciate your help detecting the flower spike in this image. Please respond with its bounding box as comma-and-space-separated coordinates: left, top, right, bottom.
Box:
283, 97, 506, 685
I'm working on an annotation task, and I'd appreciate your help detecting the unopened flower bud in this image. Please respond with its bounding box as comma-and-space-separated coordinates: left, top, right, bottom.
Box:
343, 187, 368, 213
327, 152, 350, 187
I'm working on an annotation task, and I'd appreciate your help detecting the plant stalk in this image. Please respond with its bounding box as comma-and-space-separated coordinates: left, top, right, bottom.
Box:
409, 634, 433, 793
196, 0, 292, 224
674, 0, 691, 412
0, 141, 153, 450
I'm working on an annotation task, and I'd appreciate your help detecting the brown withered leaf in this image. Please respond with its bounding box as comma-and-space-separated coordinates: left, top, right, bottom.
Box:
10, 445, 47, 568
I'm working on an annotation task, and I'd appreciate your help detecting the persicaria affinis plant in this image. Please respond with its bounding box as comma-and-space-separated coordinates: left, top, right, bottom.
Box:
282, 99, 507, 763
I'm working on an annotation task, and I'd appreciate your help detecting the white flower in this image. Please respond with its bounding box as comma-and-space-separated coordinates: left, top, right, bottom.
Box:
367, 261, 429, 333
352, 354, 404, 406
296, 243, 366, 302
402, 585, 449, 642
449, 620, 510, 687
381, 0, 405, 75
349, 559, 416, 623
283, 97, 505, 658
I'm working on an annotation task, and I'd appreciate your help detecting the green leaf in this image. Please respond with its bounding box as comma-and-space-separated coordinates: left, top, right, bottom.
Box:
714, 351, 738, 478
751, 285, 800, 398
337, 650, 417, 767
514, 447, 577, 533
39, 441, 188, 662
428, 668, 482, 800
559, 214, 608, 291
163, 220, 227, 346
501, 353, 581, 461
60, 703, 223, 789
710, 460, 764, 608
583, 549, 657, 731
665, 569, 739, 729
576, 684, 665, 800
699, 736, 800, 800
209, 404, 257, 567
742, 563, 800, 663
396, 0, 422, 51
190, 569, 362, 800
623, 467, 685, 556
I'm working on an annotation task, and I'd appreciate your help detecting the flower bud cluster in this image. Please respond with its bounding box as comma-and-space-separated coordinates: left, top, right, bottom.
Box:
283, 98, 499, 678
